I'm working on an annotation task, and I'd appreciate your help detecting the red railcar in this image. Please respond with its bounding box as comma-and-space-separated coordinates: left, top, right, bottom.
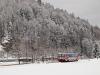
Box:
57, 53, 80, 62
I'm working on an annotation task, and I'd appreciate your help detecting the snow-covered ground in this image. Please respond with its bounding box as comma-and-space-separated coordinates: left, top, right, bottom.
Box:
0, 59, 100, 75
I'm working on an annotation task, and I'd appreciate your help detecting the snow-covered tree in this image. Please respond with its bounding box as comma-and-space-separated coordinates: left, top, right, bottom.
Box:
0, 0, 100, 59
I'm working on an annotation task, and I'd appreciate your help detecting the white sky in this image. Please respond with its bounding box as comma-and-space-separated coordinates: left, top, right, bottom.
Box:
43, 0, 100, 27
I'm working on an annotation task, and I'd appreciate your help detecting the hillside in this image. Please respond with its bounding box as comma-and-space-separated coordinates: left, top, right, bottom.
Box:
0, 0, 100, 59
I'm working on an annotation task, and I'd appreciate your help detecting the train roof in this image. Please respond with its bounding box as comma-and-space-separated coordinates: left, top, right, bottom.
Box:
58, 52, 79, 55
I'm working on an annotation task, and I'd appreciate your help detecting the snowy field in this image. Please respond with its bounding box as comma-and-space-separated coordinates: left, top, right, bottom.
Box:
0, 59, 100, 75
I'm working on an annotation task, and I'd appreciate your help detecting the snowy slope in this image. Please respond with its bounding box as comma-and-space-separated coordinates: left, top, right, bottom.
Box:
0, 59, 100, 75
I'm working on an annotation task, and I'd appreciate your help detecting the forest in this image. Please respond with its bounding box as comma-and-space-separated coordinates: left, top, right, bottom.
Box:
0, 0, 100, 61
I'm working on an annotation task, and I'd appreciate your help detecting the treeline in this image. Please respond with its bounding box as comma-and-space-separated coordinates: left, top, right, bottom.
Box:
0, 0, 100, 59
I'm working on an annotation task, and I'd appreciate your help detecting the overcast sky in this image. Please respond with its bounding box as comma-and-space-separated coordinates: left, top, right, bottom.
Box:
43, 0, 100, 27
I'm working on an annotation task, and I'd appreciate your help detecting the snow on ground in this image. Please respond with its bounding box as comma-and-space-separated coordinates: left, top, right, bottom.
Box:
0, 61, 18, 66
0, 59, 100, 75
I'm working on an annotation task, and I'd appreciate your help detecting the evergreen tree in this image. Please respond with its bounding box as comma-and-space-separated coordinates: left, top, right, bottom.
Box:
38, 0, 41, 5
93, 44, 99, 58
